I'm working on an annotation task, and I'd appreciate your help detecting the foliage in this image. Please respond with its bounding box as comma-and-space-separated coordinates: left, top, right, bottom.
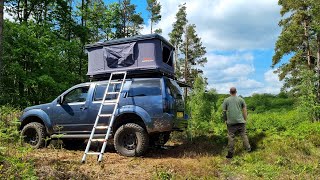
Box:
180, 24, 207, 86
169, 3, 188, 79
274, 0, 320, 121
296, 69, 320, 121
187, 76, 218, 137
0, 106, 37, 179
244, 93, 295, 113
0, 20, 84, 106
146, 0, 161, 34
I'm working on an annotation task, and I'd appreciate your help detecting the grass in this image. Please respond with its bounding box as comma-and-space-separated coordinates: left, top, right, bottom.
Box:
1, 106, 319, 179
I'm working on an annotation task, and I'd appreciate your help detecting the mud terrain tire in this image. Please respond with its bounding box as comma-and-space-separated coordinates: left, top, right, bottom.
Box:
114, 123, 149, 157
21, 122, 47, 149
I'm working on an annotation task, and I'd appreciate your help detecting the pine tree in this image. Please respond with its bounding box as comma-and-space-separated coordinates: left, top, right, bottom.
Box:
169, 3, 187, 78
146, 0, 161, 34
180, 24, 207, 98
116, 0, 143, 38
274, 0, 320, 121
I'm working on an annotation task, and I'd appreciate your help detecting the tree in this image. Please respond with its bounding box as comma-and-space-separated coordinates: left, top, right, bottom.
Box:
116, 0, 143, 38
273, 0, 320, 121
169, 3, 187, 78
180, 24, 207, 98
146, 0, 161, 34
187, 75, 217, 136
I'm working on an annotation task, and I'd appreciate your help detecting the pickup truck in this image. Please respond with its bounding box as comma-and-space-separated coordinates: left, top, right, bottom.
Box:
20, 76, 188, 156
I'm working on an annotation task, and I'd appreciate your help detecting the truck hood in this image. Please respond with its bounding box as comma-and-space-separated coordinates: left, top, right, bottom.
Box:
24, 103, 52, 112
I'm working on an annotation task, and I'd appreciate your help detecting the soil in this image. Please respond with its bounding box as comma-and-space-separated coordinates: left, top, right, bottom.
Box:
28, 135, 227, 179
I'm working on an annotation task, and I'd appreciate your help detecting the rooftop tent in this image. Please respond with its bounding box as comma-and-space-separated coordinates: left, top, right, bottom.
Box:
85, 34, 175, 78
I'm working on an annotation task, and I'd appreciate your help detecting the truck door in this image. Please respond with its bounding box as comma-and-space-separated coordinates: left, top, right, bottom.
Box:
87, 83, 125, 134
52, 85, 90, 133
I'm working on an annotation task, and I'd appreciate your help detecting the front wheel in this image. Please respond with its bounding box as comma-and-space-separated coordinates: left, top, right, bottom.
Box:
21, 122, 47, 149
114, 123, 149, 157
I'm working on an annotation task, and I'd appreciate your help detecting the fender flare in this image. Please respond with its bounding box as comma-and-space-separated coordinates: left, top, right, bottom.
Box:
116, 105, 153, 131
20, 109, 54, 134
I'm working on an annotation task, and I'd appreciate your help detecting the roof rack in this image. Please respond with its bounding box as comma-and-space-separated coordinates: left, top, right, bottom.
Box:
89, 68, 175, 81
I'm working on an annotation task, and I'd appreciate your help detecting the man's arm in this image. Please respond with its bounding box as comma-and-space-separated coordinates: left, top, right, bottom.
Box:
242, 106, 247, 121
222, 99, 228, 123
223, 110, 227, 122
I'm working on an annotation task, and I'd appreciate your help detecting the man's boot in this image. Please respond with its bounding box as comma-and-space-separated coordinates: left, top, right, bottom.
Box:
226, 151, 233, 159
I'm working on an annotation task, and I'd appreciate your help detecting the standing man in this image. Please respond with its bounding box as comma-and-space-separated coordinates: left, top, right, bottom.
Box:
222, 87, 251, 159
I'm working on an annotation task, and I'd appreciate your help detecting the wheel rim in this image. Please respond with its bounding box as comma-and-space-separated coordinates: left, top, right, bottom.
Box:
23, 128, 39, 146
122, 132, 137, 150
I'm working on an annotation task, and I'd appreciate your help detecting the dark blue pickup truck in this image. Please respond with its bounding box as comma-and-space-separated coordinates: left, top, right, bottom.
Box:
20, 76, 188, 156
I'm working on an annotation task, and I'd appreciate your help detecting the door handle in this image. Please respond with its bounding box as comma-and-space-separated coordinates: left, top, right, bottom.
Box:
80, 106, 88, 110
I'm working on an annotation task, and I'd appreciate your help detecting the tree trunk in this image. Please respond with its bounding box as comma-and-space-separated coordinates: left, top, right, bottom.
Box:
174, 43, 178, 74
23, 0, 28, 22
184, 29, 188, 100
150, 19, 153, 34
304, 20, 312, 69
317, 34, 320, 121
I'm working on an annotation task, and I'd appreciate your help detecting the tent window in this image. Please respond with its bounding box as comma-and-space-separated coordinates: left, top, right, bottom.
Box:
162, 45, 173, 67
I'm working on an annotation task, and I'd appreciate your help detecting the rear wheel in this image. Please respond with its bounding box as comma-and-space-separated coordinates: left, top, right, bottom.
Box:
21, 122, 47, 149
114, 123, 149, 157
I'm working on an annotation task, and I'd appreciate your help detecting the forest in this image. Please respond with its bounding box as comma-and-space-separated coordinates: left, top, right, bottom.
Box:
0, 0, 320, 179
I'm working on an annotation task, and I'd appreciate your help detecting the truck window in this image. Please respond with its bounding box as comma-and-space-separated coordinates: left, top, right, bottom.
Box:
93, 84, 121, 101
64, 86, 90, 103
165, 79, 183, 98
128, 79, 161, 97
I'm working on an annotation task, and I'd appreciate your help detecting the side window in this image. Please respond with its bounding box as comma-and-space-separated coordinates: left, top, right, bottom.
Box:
64, 86, 90, 104
165, 79, 183, 98
162, 44, 173, 67
93, 84, 121, 101
128, 79, 161, 97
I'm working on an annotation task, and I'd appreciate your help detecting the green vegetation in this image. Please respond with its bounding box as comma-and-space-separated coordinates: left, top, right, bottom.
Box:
0, 106, 37, 179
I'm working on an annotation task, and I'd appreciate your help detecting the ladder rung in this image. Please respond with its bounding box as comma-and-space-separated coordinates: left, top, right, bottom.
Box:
95, 125, 109, 129
98, 114, 112, 117
107, 92, 119, 95
110, 81, 122, 84
86, 152, 101, 155
103, 100, 117, 105
111, 72, 126, 75
91, 139, 106, 142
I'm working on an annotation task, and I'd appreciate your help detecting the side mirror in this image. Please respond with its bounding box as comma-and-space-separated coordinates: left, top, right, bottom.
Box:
57, 96, 64, 104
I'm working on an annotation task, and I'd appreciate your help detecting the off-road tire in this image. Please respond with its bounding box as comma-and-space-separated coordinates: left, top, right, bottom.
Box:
114, 123, 149, 157
21, 122, 47, 149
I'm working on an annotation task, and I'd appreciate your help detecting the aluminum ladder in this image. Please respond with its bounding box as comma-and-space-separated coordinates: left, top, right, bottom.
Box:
82, 71, 127, 163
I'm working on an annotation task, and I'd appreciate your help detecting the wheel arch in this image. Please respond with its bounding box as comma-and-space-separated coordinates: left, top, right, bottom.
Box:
20, 110, 53, 134
113, 113, 147, 133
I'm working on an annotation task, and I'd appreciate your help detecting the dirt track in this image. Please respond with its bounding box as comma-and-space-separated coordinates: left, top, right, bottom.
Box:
28, 135, 228, 179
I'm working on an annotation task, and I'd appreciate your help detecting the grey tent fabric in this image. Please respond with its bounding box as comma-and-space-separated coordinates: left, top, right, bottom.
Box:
86, 34, 175, 77
104, 42, 136, 68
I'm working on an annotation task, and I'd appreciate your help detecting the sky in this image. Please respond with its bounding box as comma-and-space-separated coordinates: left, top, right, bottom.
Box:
4, 0, 286, 96
138, 0, 285, 96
